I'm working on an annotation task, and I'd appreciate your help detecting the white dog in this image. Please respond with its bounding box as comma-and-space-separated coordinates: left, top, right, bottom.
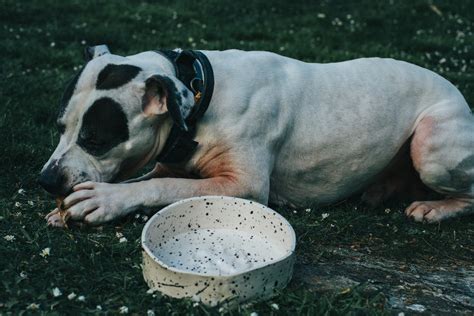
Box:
39, 45, 474, 225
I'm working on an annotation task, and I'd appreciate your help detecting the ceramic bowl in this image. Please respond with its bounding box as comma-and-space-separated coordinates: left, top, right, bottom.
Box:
141, 196, 296, 306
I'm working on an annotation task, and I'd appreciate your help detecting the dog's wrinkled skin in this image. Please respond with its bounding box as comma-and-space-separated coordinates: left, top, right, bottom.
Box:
39, 45, 474, 225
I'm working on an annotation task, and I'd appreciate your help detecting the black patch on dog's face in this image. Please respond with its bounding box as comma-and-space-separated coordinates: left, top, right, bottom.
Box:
58, 67, 84, 119
96, 64, 142, 90
77, 97, 129, 156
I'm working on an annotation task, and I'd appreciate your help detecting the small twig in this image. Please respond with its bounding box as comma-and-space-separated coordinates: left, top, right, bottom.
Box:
429, 4, 443, 17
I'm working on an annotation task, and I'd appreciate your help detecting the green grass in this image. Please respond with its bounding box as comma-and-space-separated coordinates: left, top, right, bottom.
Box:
1, 0, 473, 314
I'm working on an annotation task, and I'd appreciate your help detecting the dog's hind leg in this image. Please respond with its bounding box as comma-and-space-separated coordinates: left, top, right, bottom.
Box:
406, 101, 474, 223
361, 139, 433, 208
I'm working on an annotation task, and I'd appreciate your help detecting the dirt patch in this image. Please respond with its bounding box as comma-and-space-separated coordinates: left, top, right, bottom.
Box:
294, 247, 474, 314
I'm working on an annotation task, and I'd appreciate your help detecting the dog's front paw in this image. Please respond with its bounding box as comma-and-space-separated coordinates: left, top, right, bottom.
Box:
62, 182, 136, 225
404, 199, 471, 223
405, 201, 441, 223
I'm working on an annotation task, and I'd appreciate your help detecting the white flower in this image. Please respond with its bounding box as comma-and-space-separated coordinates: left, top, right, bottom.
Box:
18, 188, 26, 194
50, 42, 56, 47
321, 213, 329, 220
40, 247, 51, 258
250, 312, 258, 316
317, 13, 326, 19
142, 215, 149, 221
331, 18, 340, 26
20, 271, 27, 279
4, 235, 15, 242
146, 288, 155, 294
188, 37, 194, 43
28, 200, 34, 206
119, 306, 129, 314
115, 232, 124, 238
77, 295, 85, 302
52, 287, 62, 297
119, 237, 127, 243
81, 40, 86, 45
305, 208, 311, 213
193, 302, 199, 307
271, 303, 279, 310
67, 292, 77, 300
27, 303, 40, 310
15, 202, 21, 207
147, 310, 155, 316
96, 305, 102, 310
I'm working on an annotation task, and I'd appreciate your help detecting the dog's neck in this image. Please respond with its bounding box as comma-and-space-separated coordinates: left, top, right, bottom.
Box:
151, 50, 215, 164
153, 53, 177, 78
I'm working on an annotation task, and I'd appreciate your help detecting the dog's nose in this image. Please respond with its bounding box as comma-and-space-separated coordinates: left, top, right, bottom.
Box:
38, 164, 69, 196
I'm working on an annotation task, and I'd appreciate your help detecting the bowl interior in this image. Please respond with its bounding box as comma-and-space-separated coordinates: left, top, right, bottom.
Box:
142, 196, 295, 277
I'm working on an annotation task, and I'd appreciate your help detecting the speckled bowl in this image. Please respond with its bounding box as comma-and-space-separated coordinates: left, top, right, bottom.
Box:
141, 196, 296, 306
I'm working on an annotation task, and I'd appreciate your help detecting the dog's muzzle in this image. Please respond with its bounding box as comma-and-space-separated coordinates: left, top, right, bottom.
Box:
38, 160, 70, 196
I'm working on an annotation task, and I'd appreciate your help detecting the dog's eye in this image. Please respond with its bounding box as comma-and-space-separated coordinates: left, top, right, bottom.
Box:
77, 132, 108, 155
85, 138, 100, 146
79, 130, 103, 146
87, 138, 105, 146
81, 134, 104, 147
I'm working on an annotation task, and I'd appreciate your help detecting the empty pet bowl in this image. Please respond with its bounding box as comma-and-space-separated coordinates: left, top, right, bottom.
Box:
141, 196, 296, 306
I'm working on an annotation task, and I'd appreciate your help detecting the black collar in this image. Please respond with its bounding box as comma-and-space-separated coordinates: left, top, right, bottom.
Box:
154, 49, 214, 164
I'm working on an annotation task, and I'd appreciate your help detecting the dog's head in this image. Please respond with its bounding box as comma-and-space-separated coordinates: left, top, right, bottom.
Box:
39, 45, 195, 196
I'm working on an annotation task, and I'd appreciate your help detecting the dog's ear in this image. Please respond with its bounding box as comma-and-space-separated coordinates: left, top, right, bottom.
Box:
142, 75, 191, 131
84, 45, 110, 61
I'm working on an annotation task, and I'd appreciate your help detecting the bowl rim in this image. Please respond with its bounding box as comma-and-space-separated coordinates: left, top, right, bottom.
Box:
141, 195, 296, 278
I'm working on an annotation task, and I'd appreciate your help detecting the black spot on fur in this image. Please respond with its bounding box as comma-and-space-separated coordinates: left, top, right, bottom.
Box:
57, 122, 66, 135
77, 97, 129, 156
58, 67, 84, 119
96, 64, 141, 90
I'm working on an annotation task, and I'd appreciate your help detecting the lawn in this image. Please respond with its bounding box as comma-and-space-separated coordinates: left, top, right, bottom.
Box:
1, 0, 473, 314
